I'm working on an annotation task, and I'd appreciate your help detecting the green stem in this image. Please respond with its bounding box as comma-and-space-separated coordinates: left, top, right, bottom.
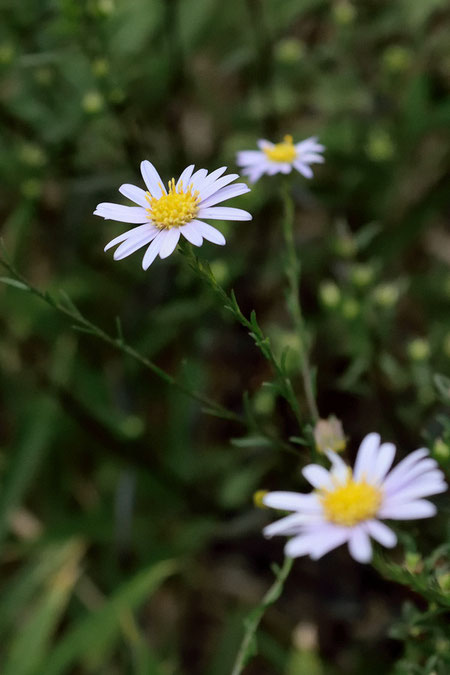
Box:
181, 244, 303, 429
0, 256, 241, 423
231, 556, 293, 675
0, 255, 294, 455
281, 181, 319, 423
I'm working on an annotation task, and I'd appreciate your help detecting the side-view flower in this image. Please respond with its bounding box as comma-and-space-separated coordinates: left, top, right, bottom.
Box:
94, 162, 252, 269
236, 134, 325, 183
263, 433, 447, 563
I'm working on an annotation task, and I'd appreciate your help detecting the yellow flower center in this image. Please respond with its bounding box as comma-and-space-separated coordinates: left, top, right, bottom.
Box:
319, 471, 382, 527
146, 178, 200, 230
264, 135, 297, 163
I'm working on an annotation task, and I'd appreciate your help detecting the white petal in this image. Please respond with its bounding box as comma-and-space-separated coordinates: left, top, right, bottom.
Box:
200, 183, 251, 209
267, 163, 282, 175
140, 161, 166, 197
180, 222, 203, 246
94, 203, 148, 224
372, 443, 396, 483
299, 152, 325, 164
158, 228, 180, 259
284, 534, 315, 558
113, 230, 158, 260
383, 454, 435, 494
198, 206, 252, 221
245, 167, 266, 184
236, 150, 264, 166
198, 173, 239, 202
119, 183, 149, 208
383, 478, 447, 505
176, 164, 195, 191
293, 161, 313, 179
104, 224, 153, 251
191, 220, 226, 245
257, 139, 273, 150
295, 137, 324, 152
190, 168, 208, 191
285, 523, 348, 559
142, 231, 165, 270
364, 520, 397, 548
302, 464, 333, 490
378, 499, 437, 520
309, 526, 351, 560
263, 512, 314, 538
262, 491, 321, 513
383, 448, 429, 487
198, 166, 228, 190
325, 450, 349, 483
348, 527, 372, 563
353, 433, 381, 481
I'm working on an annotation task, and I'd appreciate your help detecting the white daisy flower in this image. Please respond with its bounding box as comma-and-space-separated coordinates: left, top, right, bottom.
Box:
94, 161, 252, 269
236, 134, 325, 183
263, 432, 447, 563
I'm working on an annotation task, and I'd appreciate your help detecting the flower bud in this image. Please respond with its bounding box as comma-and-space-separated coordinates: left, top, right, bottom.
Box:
314, 416, 346, 454
274, 38, 304, 65
433, 438, 450, 463
373, 283, 400, 308
366, 129, 395, 161
408, 338, 430, 361
253, 490, 269, 509
82, 90, 104, 114
319, 281, 341, 308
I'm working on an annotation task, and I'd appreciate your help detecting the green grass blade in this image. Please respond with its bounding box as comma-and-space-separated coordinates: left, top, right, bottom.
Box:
44, 559, 178, 675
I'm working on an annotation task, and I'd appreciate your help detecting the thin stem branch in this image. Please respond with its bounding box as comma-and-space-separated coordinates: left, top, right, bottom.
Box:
281, 182, 320, 423
0, 254, 295, 455
181, 244, 303, 429
231, 556, 293, 675
0, 256, 241, 423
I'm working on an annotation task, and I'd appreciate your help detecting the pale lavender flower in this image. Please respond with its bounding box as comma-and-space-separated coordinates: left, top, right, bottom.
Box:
94, 161, 252, 269
263, 433, 447, 563
236, 135, 325, 183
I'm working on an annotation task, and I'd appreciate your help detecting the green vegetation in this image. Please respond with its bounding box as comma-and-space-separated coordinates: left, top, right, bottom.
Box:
1, 0, 449, 673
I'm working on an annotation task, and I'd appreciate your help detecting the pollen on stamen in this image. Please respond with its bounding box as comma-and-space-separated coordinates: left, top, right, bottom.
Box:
146, 177, 200, 230
264, 135, 297, 164
319, 473, 382, 527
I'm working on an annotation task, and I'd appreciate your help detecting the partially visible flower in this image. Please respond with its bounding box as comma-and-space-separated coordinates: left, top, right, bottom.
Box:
254, 490, 269, 509
373, 283, 401, 308
263, 433, 447, 563
236, 135, 324, 183
314, 416, 346, 454
94, 161, 251, 269
82, 90, 104, 114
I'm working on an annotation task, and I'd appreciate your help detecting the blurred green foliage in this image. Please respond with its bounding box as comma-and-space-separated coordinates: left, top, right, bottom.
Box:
0, 0, 449, 673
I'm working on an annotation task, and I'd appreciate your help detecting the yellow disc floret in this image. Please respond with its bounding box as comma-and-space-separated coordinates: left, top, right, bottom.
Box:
264, 135, 297, 163
319, 471, 382, 527
146, 178, 200, 230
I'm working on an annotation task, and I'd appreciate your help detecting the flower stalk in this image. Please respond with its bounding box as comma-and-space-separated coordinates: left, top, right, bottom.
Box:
281, 180, 319, 422
230, 555, 293, 675
180, 243, 304, 429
